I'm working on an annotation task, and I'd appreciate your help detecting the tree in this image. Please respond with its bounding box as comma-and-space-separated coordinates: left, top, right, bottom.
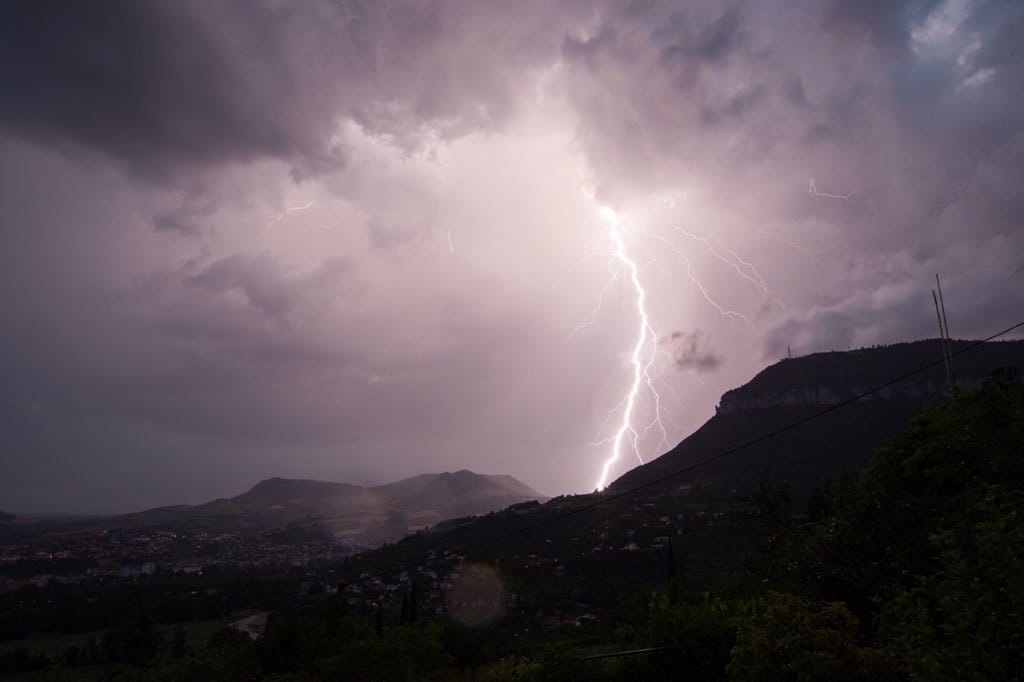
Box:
666, 539, 684, 605
323, 592, 348, 636
171, 625, 187, 659
732, 470, 791, 535
727, 592, 889, 681
647, 595, 735, 680
751, 383, 1024, 678
409, 581, 418, 624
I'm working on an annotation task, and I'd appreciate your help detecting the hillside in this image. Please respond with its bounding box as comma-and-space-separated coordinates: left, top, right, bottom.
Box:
373, 470, 546, 521
611, 338, 1024, 501
348, 338, 1023, 611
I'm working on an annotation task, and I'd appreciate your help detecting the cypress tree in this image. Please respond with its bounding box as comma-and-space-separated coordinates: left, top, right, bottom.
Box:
171, 626, 186, 659
668, 539, 681, 605
410, 581, 418, 624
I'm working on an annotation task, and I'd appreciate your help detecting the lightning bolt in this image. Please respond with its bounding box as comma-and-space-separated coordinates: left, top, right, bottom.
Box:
593, 207, 663, 491
640, 228, 749, 322
670, 226, 768, 295
581, 188, 778, 490
567, 267, 619, 339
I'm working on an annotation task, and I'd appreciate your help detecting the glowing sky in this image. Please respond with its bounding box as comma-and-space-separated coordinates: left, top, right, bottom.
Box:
2, 0, 1023, 512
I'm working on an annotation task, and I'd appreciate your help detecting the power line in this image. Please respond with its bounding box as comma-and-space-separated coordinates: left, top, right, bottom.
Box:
581, 646, 679, 661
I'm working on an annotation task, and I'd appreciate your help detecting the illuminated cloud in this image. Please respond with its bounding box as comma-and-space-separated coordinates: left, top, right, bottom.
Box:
666, 331, 723, 373
1, 0, 1022, 512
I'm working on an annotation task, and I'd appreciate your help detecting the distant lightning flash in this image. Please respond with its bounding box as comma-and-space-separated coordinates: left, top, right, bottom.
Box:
268, 201, 314, 227
808, 179, 854, 200
593, 207, 663, 491
568, 268, 619, 339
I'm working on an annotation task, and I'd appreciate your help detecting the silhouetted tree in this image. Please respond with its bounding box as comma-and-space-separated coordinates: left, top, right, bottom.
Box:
171, 625, 186, 659
667, 539, 682, 605
324, 591, 347, 635
409, 581, 418, 624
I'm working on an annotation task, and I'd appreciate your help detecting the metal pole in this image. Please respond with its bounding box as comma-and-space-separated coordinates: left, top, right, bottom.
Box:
935, 274, 957, 389
933, 289, 954, 390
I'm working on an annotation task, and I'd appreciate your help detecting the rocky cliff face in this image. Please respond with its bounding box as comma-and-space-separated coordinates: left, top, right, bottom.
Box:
714, 339, 1019, 415
716, 377, 988, 413
610, 338, 1022, 501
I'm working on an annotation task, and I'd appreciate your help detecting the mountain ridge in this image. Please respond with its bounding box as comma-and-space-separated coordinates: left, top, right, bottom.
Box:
610, 337, 1024, 496
107, 470, 547, 546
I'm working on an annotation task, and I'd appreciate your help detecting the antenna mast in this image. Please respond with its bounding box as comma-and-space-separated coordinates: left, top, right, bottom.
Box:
932, 289, 954, 391
935, 274, 957, 390
932, 274, 958, 393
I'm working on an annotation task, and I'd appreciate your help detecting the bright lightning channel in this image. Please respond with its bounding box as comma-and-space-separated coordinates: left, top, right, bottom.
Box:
671, 226, 768, 294
584, 192, 771, 490
640, 228, 749, 322
594, 207, 661, 491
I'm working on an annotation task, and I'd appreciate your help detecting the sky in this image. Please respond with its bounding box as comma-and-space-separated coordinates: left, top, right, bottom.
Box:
2, 0, 1023, 514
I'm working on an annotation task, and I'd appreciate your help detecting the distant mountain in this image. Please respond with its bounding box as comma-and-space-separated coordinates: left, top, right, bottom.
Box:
110, 471, 547, 546
373, 470, 545, 519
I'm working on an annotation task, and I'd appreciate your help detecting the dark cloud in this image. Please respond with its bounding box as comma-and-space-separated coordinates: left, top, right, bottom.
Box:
152, 192, 217, 234
658, 6, 745, 65
0, 1, 346, 178
3, 0, 1024, 512
665, 331, 723, 373
822, 0, 938, 52
189, 254, 298, 319
0, 0, 579, 180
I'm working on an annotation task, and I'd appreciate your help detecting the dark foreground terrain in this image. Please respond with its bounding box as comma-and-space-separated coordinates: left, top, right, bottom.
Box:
2, 340, 1021, 680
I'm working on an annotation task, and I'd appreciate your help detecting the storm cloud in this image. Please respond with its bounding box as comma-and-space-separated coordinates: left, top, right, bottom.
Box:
666, 331, 723, 373
1, 0, 1022, 513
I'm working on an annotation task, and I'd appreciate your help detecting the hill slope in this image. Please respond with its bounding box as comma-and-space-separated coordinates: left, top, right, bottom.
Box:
349, 338, 1023, 611
110, 471, 547, 546
610, 338, 1024, 502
